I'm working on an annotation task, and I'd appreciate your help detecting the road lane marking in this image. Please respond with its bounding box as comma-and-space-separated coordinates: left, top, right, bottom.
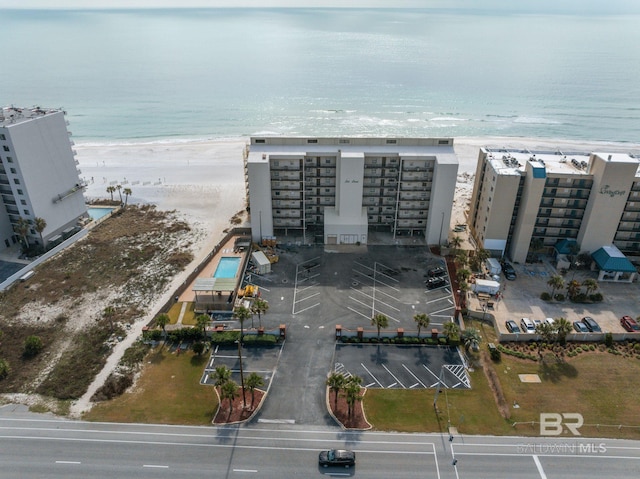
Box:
55, 460, 81, 464
233, 469, 258, 473
143, 464, 169, 468
533, 455, 547, 478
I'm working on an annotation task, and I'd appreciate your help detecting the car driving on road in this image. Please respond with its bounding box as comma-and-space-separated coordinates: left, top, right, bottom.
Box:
319, 449, 356, 468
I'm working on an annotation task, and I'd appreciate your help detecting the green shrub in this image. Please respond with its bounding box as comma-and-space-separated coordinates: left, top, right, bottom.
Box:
23, 335, 44, 358
554, 293, 565, 301
540, 292, 551, 301
488, 344, 501, 361
243, 334, 278, 345
572, 293, 588, 303
633, 343, 640, 352
590, 293, 603, 302
589, 344, 596, 351
0, 358, 9, 380
575, 347, 583, 354
604, 332, 614, 348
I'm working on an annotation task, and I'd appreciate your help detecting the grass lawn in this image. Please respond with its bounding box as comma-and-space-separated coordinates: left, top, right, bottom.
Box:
167, 302, 195, 325
84, 347, 217, 425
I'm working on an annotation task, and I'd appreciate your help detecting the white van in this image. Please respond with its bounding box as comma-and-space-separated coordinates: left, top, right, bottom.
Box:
520, 317, 536, 332
485, 258, 502, 275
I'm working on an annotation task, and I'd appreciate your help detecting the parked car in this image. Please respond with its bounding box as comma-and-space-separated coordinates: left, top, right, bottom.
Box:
426, 276, 447, 289
545, 318, 556, 330
573, 321, 589, 333
502, 262, 517, 280
427, 267, 446, 277
319, 449, 356, 468
620, 315, 640, 332
505, 320, 521, 333
520, 317, 536, 333
581, 316, 601, 332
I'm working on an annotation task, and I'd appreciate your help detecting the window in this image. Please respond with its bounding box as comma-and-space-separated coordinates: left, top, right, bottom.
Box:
275, 191, 280, 196
438, 139, 449, 145
24, 210, 30, 215
307, 139, 318, 144
13, 178, 20, 184
2, 146, 9, 152
325, 159, 331, 164
17, 189, 23, 195
6, 157, 12, 163
339, 139, 350, 144
20, 200, 26, 205
10, 168, 16, 174
386, 139, 397, 144
254, 139, 265, 144
0, 134, 5, 140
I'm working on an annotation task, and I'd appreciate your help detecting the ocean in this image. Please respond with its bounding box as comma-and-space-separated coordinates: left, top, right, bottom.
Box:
2, 8, 640, 143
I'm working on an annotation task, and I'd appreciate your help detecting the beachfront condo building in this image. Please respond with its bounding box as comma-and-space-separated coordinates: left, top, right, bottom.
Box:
468, 147, 640, 263
244, 137, 458, 245
0, 106, 87, 252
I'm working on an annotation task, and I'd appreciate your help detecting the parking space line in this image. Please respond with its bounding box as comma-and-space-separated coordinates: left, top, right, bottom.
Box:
388, 382, 397, 388
360, 363, 383, 387
422, 364, 440, 381
348, 295, 372, 309
382, 364, 405, 388
294, 302, 320, 315
365, 382, 376, 388
402, 364, 427, 388
347, 306, 371, 320
431, 306, 455, 315
425, 296, 454, 305
294, 292, 321, 303
410, 383, 419, 388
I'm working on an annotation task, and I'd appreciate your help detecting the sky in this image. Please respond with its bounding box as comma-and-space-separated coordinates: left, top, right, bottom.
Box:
0, 0, 639, 13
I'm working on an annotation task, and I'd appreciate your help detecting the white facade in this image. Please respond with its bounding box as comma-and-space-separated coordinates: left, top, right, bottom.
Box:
244, 137, 459, 245
0, 106, 87, 251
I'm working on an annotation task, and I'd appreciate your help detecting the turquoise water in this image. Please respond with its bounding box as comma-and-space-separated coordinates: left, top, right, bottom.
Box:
1, 8, 639, 142
214, 257, 241, 279
87, 207, 115, 221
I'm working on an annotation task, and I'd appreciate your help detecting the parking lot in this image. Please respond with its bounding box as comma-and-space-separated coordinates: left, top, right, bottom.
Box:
200, 344, 282, 389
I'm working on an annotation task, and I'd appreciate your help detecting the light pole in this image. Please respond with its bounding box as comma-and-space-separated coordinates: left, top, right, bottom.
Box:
236, 340, 246, 409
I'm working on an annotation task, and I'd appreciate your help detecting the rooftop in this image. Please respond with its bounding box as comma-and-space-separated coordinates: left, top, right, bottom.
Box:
0, 106, 63, 128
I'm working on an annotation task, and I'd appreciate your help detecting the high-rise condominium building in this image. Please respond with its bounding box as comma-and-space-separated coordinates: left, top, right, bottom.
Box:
469, 147, 640, 263
244, 137, 458, 245
0, 106, 87, 251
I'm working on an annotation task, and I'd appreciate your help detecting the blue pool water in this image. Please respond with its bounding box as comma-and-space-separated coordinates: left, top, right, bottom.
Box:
214, 257, 241, 279
87, 207, 115, 221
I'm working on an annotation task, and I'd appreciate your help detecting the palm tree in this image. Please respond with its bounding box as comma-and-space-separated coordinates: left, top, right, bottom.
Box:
343, 376, 363, 421
213, 365, 232, 388
554, 317, 573, 347
534, 322, 555, 361
326, 372, 346, 411
251, 298, 269, 328
233, 305, 252, 344
33, 217, 46, 251
566, 279, 581, 300
195, 314, 210, 340
443, 321, 460, 343
123, 187, 132, 207
246, 372, 265, 410
582, 278, 598, 296
220, 380, 239, 421
455, 250, 468, 269
116, 184, 123, 203
106, 185, 116, 202
413, 313, 430, 338
14, 217, 30, 251
371, 313, 389, 340
449, 235, 463, 255
156, 313, 170, 340
456, 268, 472, 284
103, 306, 116, 332
547, 275, 565, 299
461, 328, 481, 353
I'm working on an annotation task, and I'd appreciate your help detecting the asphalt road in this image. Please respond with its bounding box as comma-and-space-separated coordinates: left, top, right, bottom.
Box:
2, 411, 640, 479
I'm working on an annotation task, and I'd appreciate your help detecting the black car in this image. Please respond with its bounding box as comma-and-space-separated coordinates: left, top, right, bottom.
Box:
319, 449, 356, 468
502, 262, 517, 280
426, 276, 447, 289
505, 320, 521, 333
581, 316, 601, 332
427, 267, 446, 277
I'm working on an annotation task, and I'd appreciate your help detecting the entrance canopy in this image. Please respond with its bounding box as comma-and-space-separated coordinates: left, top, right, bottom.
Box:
591, 245, 636, 272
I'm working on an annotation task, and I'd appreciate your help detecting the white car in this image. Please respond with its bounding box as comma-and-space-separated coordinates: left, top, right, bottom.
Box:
520, 317, 536, 332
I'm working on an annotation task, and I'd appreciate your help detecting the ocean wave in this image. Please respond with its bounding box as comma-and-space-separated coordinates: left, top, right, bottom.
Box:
513, 116, 562, 125
76, 135, 248, 148
430, 117, 470, 122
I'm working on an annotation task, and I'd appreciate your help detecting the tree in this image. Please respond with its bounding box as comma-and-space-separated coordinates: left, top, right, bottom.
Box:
454, 250, 468, 269
251, 298, 269, 329
156, 313, 170, 340
456, 268, 471, 284
582, 278, 598, 296
449, 235, 463, 255
554, 317, 573, 348
343, 376, 363, 421
195, 314, 210, 340
23, 335, 43, 358
534, 322, 555, 362
213, 365, 232, 388
0, 358, 9, 380
246, 372, 265, 409
14, 217, 30, 251
192, 341, 205, 356
103, 306, 116, 333
123, 187, 132, 207
413, 313, 430, 338
371, 313, 389, 340
326, 372, 346, 411
220, 380, 239, 421
566, 279, 581, 300
461, 328, 481, 353
443, 321, 460, 342
116, 184, 123, 203
547, 275, 565, 299
33, 217, 47, 251
233, 305, 252, 344
106, 185, 116, 201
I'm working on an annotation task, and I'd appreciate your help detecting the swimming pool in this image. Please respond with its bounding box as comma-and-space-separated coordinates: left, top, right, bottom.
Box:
214, 257, 241, 278
87, 207, 115, 221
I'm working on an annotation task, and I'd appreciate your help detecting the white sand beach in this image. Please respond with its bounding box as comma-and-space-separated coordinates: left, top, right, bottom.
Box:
77, 136, 640, 248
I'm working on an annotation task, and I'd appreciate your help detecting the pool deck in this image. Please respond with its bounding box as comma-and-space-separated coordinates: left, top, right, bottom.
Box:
178, 235, 246, 303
